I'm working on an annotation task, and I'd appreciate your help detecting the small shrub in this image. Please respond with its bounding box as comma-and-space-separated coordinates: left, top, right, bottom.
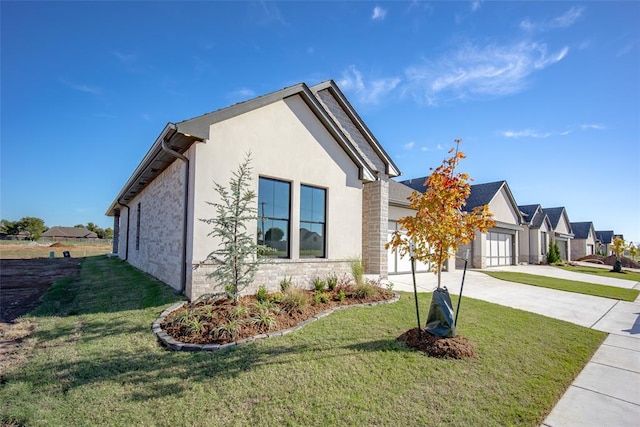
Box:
213, 320, 242, 342
254, 300, 279, 315
312, 292, 331, 304
280, 276, 292, 292
229, 305, 249, 320
326, 274, 338, 291
353, 281, 377, 299
350, 258, 365, 286
281, 287, 309, 313
312, 277, 326, 292
250, 311, 277, 331
186, 317, 205, 334
197, 304, 217, 320
256, 284, 269, 303
336, 289, 346, 301
268, 292, 284, 304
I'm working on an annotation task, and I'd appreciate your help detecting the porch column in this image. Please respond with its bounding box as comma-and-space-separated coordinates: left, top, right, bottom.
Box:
362, 177, 389, 278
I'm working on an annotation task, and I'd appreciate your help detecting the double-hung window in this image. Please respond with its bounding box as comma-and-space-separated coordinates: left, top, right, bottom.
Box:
300, 185, 326, 258
258, 177, 290, 258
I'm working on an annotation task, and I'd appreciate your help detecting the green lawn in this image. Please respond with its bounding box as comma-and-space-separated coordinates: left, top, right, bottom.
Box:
1, 256, 606, 426
560, 265, 640, 283
483, 271, 639, 302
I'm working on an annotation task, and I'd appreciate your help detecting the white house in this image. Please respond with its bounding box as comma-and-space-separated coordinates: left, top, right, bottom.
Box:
106, 81, 400, 301
399, 179, 523, 269
542, 207, 574, 261
518, 204, 553, 264
570, 222, 597, 260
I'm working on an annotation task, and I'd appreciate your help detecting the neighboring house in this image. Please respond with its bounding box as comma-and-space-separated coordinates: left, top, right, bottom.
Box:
542, 207, 574, 261
42, 226, 98, 240
0, 230, 31, 240
595, 230, 615, 255
106, 80, 401, 301
401, 179, 523, 268
386, 180, 449, 274
570, 222, 597, 260
518, 204, 553, 264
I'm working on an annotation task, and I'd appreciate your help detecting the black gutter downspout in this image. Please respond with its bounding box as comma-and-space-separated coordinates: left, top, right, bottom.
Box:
118, 199, 131, 261
161, 136, 189, 296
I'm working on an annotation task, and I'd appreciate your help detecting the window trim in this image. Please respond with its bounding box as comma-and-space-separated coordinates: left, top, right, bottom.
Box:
299, 184, 327, 258
257, 176, 291, 259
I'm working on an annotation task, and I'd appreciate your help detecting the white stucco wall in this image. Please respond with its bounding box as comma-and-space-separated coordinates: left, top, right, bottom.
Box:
187, 95, 365, 298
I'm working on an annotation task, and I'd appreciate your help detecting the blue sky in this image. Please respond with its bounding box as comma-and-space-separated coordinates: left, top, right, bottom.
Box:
1, 1, 639, 243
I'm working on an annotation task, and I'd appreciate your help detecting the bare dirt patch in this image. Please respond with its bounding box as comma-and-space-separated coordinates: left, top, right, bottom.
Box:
0, 258, 82, 372
577, 254, 640, 269
397, 327, 477, 359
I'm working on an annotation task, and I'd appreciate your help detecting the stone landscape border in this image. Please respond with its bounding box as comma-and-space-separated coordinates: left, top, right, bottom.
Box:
153, 293, 400, 352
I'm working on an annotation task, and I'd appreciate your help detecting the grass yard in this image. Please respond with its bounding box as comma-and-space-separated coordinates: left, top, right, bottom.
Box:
483, 271, 640, 302
560, 264, 640, 283
1, 256, 605, 426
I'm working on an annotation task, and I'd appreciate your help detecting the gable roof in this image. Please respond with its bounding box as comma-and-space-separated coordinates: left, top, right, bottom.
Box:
570, 222, 595, 239
595, 230, 614, 244
542, 207, 566, 229
107, 80, 398, 216
389, 180, 417, 207
42, 226, 98, 239
542, 207, 574, 236
465, 181, 507, 211
399, 179, 520, 216
518, 204, 548, 228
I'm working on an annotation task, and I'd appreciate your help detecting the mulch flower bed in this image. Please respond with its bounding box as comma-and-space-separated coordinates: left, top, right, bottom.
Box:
161, 284, 395, 345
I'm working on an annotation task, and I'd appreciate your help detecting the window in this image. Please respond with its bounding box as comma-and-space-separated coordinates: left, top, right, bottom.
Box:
300, 185, 326, 258
258, 177, 290, 258
135, 202, 141, 250
541, 231, 547, 255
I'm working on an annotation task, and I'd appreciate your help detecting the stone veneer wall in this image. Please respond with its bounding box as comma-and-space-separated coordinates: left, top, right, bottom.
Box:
124, 160, 186, 291
362, 179, 389, 278
189, 259, 353, 299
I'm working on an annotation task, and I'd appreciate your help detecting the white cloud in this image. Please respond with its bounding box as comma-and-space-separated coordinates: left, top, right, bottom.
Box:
471, 1, 482, 12
500, 123, 605, 139
404, 141, 415, 150
338, 65, 400, 105
520, 6, 584, 32
60, 79, 102, 95
227, 88, 256, 102
404, 41, 569, 103
372, 6, 387, 21
421, 144, 444, 152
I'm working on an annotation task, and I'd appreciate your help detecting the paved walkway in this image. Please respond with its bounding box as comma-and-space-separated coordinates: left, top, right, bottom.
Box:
384, 264, 640, 427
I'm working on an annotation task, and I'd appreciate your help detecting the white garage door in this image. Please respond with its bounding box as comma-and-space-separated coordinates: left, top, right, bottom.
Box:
387, 222, 430, 274
485, 231, 513, 266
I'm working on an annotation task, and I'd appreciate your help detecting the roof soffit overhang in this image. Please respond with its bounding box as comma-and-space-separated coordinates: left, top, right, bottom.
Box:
106, 123, 204, 216
311, 80, 401, 178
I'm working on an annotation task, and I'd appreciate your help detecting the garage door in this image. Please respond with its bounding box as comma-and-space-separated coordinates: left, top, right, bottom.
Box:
485, 231, 513, 266
387, 222, 430, 274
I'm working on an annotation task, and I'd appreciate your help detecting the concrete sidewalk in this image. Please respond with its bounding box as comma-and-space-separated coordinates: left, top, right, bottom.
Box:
384, 265, 640, 427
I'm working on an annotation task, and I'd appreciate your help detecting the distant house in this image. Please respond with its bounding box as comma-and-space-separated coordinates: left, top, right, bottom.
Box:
542, 207, 574, 261
400, 179, 523, 268
386, 180, 443, 274
518, 204, 553, 264
42, 226, 98, 240
570, 222, 597, 260
595, 230, 615, 255
106, 80, 401, 301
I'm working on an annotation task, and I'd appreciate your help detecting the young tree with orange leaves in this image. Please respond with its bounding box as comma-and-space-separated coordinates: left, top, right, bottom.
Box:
387, 139, 495, 289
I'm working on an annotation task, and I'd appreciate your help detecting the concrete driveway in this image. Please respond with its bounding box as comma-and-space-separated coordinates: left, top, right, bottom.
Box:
384, 264, 640, 427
